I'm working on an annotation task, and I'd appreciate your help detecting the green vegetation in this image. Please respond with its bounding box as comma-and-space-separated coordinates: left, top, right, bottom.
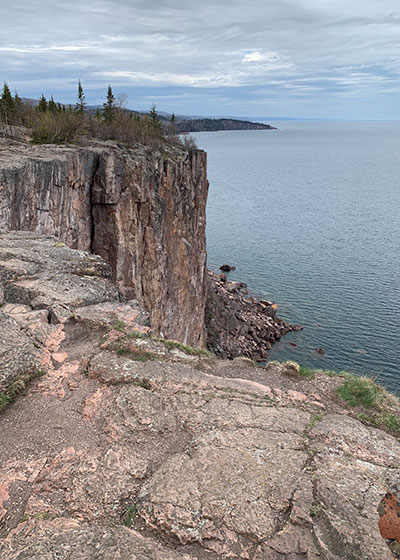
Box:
127, 331, 148, 340
310, 501, 323, 517
307, 413, 325, 430
376, 412, 400, 433
116, 345, 130, 356
357, 411, 400, 435
334, 372, 400, 434
0, 368, 47, 414
21, 511, 52, 522
299, 365, 316, 379
116, 343, 157, 362
76, 80, 86, 114
123, 505, 137, 527
336, 374, 380, 407
0, 81, 193, 149
126, 330, 214, 357
154, 338, 213, 357
113, 320, 126, 332
130, 352, 157, 362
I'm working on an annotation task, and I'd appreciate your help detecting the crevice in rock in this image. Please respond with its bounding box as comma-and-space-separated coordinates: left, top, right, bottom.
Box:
89, 154, 100, 255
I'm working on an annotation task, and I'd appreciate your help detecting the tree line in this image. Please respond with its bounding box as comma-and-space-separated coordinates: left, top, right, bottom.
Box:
0, 81, 186, 148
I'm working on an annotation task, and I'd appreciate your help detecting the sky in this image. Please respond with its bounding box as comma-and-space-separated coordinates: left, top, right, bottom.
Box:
1, 0, 400, 119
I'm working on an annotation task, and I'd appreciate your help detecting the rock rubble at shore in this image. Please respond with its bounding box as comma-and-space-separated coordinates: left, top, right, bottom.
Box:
206, 270, 301, 361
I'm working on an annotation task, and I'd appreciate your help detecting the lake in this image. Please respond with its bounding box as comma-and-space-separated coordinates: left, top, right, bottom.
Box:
193, 121, 400, 394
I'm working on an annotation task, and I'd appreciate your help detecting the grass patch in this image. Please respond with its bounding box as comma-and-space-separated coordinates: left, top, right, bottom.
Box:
114, 325, 214, 359
155, 338, 213, 357
131, 352, 157, 362
357, 411, 400, 435
299, 366, 316, 379
336, 375, 379, 407
356, 412, 373, 425
376, 412, 400, 433
324, 369, 337, 377
127, 331, 149, 340
0, 392, 10, 413
310, 501, 323, 517
0, 368, 47, 414
116, 345, 130, 356
113, 320, 126, 332
307, 413, 325, 430
123, 505, 137, 528
115, 343, 157, 362
336, 373, 400, 434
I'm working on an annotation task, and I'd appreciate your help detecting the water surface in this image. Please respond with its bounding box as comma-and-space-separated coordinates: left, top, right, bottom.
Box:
193, 122, 400, 393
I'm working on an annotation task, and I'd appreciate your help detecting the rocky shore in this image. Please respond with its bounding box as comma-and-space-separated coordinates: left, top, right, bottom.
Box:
206, 270, 301, 361
0, 232, 399, 559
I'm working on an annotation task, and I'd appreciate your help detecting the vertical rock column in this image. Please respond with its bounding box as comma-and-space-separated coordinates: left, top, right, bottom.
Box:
91, 147, 209, 347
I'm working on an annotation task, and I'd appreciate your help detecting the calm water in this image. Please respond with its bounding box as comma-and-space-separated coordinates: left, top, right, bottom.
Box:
193, 122, 400, 394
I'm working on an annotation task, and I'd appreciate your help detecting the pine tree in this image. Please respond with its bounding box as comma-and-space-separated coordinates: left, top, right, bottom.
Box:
0, 83, 15, 124
149, 103, 161, 129
48, 96, 57, 113
37, 94, 48, 112
75, 80, 86, 113
14, 92, 23, 109
171, 112, 176, 134
103, 85, 115, 123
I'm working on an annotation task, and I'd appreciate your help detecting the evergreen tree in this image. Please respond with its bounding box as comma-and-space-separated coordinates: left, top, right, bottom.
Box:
95, 108, 102, 121
14, 92, 23, 109
57, 102, 63, 112
48, 96, 57, 113
171, 112, 176, 134
75, 80, 86, 113
103, 85, 115, 123
37, 94, 48, 112
149, 103, 161, 129
0, 83, 15, 124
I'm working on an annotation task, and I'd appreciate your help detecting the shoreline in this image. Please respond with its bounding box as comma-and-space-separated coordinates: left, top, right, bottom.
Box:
205, 269, 301, 361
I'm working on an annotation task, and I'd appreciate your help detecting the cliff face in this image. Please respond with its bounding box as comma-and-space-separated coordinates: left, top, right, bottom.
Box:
0, 139, 208, 345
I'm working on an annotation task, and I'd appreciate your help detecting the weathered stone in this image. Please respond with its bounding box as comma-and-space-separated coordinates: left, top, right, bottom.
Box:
0, 519, 192, 559
0, 234, 399, 560
0, 312, 40, 391
0, 140, 208, 346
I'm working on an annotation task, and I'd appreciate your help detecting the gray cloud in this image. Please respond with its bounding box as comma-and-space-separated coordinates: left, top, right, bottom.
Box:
1, 0, 399, 118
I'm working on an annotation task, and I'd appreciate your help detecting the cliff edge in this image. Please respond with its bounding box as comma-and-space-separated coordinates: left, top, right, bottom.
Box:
0, 138, 208, 346
0, 233, 399, 560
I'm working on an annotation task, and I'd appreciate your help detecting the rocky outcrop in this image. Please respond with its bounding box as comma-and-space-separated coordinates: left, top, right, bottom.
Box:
206, 271, 296, 361
0, 232, 150, 392
0, 233, 399, 559
0, 138, 208, 346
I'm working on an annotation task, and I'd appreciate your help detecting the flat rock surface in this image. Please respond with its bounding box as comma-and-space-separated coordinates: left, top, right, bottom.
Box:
0, 234, 399, 559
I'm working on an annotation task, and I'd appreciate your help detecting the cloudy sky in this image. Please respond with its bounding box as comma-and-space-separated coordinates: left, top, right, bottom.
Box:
1, 0, 399, 119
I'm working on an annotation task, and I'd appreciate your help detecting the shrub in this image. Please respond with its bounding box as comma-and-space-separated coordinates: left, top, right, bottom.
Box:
299, 365, 316, 379
336, 375, 378, 407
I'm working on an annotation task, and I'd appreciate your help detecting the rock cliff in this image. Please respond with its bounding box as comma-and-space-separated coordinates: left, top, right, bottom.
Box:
0, 138, 208, 346
0, 233, 399, 560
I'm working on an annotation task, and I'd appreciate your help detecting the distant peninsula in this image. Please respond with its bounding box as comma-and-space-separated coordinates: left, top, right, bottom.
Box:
172, 117, 276, 133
